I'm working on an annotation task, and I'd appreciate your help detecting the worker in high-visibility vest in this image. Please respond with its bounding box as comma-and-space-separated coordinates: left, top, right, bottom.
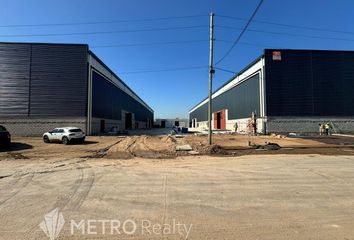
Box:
324, 122, 332, 136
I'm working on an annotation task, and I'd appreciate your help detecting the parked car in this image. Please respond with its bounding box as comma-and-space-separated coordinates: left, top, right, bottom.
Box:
43, 127, 85, 145
0, 125, 11, 147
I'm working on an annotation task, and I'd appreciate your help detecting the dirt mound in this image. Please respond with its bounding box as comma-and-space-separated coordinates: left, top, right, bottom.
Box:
6, 152, 30, 160
161, 135, 177, 144
255, 142, 281, 150
106, 136, 176, 159
197, 144, 229, 155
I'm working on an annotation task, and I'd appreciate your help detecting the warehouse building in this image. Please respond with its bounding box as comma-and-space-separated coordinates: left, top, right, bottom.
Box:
0, 42, 154, 135
189, 49, 354, 134
154, 118, 189, 128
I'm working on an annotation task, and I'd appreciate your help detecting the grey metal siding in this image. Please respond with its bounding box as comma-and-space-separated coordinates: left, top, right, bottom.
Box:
190, 74, 260, 121
92, 70, 153, 122
189, 103, 208, 123
30, 44, 88, 116
0, 43, 31, 116
265, 49, 354, 117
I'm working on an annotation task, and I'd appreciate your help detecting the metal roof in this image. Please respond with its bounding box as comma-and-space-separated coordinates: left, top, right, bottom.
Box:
189, 53, 264, 112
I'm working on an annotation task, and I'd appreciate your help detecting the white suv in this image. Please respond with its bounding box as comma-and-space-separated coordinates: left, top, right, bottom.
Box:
43, 127, 86, 145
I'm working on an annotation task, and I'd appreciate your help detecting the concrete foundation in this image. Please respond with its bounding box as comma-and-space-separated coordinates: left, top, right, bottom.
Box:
266, 117, 354, 134
91, 116, 149, 135
155, 118, 189, 128
191, 116, 354, 134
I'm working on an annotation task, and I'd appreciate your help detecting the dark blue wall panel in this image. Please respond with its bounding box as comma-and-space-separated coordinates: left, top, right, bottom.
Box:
0, 43, 31, 116
265, 49, 354, 117
190, 74, 260, 121
92, 71, 153, 122
30, 44, 88, 116
0, 43, 88, 117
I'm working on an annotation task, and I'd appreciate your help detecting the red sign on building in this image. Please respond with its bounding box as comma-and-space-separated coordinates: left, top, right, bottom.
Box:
272, 51, 282, 61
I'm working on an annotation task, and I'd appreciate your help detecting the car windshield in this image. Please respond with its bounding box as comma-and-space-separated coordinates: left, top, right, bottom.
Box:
0, 126, 7, 131
69, 129, 82, 133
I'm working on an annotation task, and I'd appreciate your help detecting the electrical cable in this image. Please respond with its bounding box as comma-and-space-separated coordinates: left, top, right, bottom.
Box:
217, 25, 354, 43
213, 67, 237, 74
214, 0, 265, 65
91, 39, 208, 48
0, 15, 207, 28
218, 14, 354, 36
119, 66, 207, 74
0, 25, 208, 38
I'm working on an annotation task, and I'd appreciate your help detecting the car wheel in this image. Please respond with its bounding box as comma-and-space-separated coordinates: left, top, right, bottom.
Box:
62, 137, 69, 145
43, 135, 50, 143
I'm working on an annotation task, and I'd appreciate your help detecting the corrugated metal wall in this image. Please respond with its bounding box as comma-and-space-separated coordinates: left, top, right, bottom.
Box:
0, 43, 31, 116
190, 74, 260, 121
30, 44, 88, 116
92, 71, 153, 122
265, 49, 354, 117
0, 43, 88, 117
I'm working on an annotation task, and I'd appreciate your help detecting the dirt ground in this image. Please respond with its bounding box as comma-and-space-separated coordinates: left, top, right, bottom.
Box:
1, 133, 354, 239
1, 154, 354, 239
1, 133, 353, 160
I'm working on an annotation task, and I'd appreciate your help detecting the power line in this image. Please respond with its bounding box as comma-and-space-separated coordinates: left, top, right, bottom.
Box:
217, 25, 354, 43
91, 38, 274, 51
218, 39, 276, 48
213, 67, 237, 74
218, 14, 354, 36
119, 66, 207, 74
91, 39, 208, 48
214, 0, 265, 65
0, 25, 208, 38
0, 15, 207, 28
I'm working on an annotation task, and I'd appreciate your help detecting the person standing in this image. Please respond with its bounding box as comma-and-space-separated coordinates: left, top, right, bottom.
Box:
251, 112, 257, 136
319, 123, 325, 135
324, 122, 332, 136
234, 122, 238, 133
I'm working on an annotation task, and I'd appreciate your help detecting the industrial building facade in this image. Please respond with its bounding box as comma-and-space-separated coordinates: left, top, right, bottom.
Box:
154, 118, 189, 128
189, 49, 354, 134
0, 42, 153, 135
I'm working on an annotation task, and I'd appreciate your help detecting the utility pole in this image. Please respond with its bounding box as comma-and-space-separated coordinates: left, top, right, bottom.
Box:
208, 12, 215, 145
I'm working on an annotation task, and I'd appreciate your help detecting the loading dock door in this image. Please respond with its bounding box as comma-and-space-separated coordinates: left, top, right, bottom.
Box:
161, 120, 166, 128
192, 118, 197, 128
214, 110, 226, 130
100, 120, 105, 133
125, 113, 132, 129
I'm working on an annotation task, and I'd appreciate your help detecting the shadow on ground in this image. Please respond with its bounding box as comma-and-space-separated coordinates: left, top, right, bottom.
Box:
42, 141, 99, 145
0, 142, 33, 152
77, 141, 98, 145
301, 136, 354, 145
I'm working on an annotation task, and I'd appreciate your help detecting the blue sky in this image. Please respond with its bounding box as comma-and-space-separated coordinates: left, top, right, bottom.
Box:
1, 0, 353, 118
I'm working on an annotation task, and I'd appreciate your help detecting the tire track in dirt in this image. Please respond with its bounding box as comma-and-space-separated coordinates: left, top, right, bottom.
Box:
26, 162, 96, 237
52, 163, 96, 211
143, 136, 154, 151
161, 175, 168, 238
126, 137, 138, 157
66, 165, 95, 211
51, 166, 85, 210
0, 174, 34, 207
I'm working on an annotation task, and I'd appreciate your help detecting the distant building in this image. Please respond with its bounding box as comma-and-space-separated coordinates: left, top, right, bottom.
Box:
155, 118, 189, 128
189, 49, 354, 134
0, 42, 153, 135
